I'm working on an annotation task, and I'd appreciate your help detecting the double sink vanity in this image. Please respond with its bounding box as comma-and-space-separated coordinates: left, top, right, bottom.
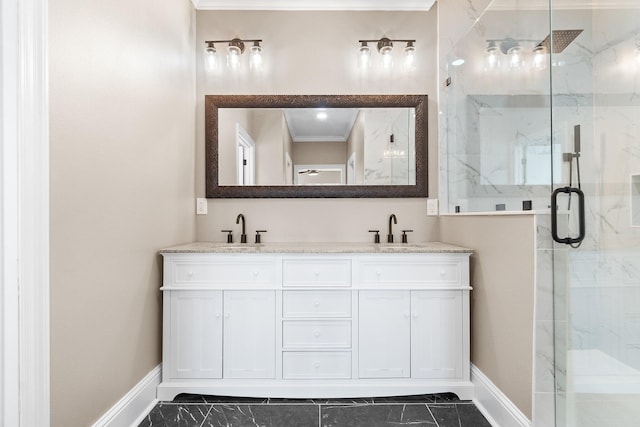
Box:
158, 94, 473, 400
158, 241, 473, 401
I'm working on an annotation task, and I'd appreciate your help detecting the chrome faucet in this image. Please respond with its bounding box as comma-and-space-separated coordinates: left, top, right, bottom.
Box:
236, 214, 247, 243
387, 214, 397, 243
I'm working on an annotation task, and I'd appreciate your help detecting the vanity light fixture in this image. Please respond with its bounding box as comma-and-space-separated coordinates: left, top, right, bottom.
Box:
204, 38, 263, 72
507, 44, 523, 69
484, 41, 501, 70
358, 41, 371, 69
205, 42, 218, 72
532, 45, 548, 70
358, 37, 417, 70
483, 37, 545, 71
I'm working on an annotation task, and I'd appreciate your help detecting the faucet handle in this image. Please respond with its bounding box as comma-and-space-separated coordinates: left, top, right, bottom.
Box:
221, 230, 233, 243
401, 230, 414, 244
368, 230, 380, 244
255, 230, 267, 244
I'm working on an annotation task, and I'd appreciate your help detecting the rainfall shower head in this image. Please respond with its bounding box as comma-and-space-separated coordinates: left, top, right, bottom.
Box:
536, 29, 583, 53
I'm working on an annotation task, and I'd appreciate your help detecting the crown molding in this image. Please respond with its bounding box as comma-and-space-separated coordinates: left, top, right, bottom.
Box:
191, 0, 436, 11
489, 0, 639, 10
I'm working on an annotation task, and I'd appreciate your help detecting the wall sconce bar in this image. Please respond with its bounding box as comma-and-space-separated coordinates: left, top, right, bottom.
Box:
204, 38, 263, 72
358, 37, 417, 69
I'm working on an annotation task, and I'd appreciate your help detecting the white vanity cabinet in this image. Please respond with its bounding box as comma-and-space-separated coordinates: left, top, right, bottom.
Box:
223, 290, 276, 379
358, 290, 411, 378
159, 245, 472, 401
167, 290, 223, 379
358, 291, 464, 380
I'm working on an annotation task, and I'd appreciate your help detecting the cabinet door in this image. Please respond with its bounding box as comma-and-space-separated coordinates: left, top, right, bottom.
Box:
358, 290, 410, 378
411, 290, 463, 379
168, 290, 223, 379
223, 290, 276, 379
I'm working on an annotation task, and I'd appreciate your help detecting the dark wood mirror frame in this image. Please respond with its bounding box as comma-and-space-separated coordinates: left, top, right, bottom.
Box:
205, 94, 428, 198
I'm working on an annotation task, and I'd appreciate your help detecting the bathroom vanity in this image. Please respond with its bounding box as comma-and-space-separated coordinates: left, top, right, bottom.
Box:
158, 242, 473, 400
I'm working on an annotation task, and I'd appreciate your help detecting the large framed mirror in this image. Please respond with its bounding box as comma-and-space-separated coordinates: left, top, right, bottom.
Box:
205, 94, 428, 198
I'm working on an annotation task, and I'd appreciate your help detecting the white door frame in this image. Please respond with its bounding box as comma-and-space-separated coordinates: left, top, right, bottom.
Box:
236, 124, 255, 185
1, 0, 50, 425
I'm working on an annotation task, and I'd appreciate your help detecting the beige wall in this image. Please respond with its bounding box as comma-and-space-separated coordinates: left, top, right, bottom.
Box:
440, 215, 535, 418
196, 10, 439, 242
293, 141, 347, 166
219, 109, 251, 185
49, 0, 196, 425
251, 110, 286, 185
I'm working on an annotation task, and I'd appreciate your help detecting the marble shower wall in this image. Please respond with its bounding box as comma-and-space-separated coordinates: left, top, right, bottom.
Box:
363, 108, 416, 185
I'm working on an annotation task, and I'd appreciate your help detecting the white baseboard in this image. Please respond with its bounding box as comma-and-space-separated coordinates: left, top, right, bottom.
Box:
471, 364, 532, 427
92, 365, 160, 427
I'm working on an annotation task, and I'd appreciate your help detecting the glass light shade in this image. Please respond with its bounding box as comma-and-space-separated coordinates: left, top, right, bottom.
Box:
485, 44, 500, 70
404, 43, 416, 69
508, 45, 523, 69
359, 43, 371, 69
250, 43, 263, 70
636, 46, 640, 65
227, 45, 242, 69
533, 46, 548, 70
204, 45, 217, 72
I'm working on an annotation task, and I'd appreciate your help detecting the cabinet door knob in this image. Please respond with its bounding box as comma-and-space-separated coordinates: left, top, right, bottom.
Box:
376, 271, 381, 276
440, 270, 446, 277
253, 271, 259, 276
314, 362, 320, 368
313, 301, 320, 307
314, 330, 320, 337
187, 271, 193, 277
216, 313, 221, 318
224, 313, 230, 318
412, 313, 418, 318
314, 271, 320, 277
404, 312, 410, 318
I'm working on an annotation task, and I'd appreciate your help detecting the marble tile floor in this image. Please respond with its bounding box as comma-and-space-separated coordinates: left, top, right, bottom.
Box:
138, 393, 492, 427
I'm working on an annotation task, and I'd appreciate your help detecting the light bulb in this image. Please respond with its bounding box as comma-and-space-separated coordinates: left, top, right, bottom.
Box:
204, 43, 217, 72
227, 39, 244, 70
485, 42, 500, 70
250, 41, 263, 71
359, 42, 371, 70
377, 38, 394, 69
508, 45, 523, 70
404, 41, 416, 69
533, 45, 548, 70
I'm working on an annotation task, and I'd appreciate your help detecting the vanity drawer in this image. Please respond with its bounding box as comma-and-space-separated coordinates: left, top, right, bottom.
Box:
283, 259, 351, 287
358, 257, 465, 287
282, 351, 351, 379
282, 290, 351, 318
282, 320, 351, 349
170, 257, 277, 286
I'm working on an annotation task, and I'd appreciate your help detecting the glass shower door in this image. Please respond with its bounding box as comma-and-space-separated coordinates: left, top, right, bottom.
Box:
551, 2, 640, 426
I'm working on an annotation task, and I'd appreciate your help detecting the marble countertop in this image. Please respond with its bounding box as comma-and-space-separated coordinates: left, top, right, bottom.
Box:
159, 241, 473, 254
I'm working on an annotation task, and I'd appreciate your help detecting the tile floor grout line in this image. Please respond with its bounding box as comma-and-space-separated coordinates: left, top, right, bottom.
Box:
425, 403, 441, 427
198, 404, 214, 427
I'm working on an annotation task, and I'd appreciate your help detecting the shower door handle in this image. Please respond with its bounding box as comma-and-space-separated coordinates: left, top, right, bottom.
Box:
551, 186, 585, 245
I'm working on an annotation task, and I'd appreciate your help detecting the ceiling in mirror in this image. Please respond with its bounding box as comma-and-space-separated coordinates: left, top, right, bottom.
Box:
205, 95, 428, 198
191, 0, 436, 11
284, 108, 358, 142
